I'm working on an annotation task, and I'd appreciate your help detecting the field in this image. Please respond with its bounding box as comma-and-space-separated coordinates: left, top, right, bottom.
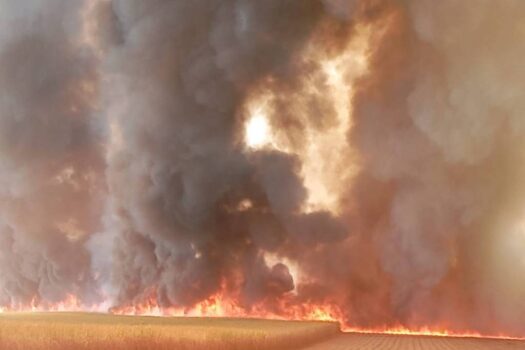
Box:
0, 312, 338, 350
1, 312, 525, 350
306, 333, 525, 350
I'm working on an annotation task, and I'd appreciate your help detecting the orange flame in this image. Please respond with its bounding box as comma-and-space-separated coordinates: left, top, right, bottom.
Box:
108, 288, 344, 323
1, 292, 524, 341
0, 294, 107, 314
343, 325, 525, 340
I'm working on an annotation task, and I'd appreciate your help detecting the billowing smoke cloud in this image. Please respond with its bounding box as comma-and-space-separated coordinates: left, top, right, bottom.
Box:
0, 0, 103, 305
1, 0, 525, 336
347, 0, 525, 333
89, 0, 347, 309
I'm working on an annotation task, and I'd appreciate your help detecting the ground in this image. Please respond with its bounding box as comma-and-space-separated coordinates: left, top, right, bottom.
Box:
1, 312, 524, 350
0, 312, 338, 350
306, 333, 525, 350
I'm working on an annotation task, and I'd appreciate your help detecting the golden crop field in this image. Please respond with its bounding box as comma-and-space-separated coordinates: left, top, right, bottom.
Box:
305, 333, 525, 350
0, 312, 339, 350
2, 312, 525, 350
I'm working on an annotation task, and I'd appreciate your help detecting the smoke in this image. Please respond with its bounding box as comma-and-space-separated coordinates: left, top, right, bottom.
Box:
1, 0, 525, 336
348, 0, 525, 332
0, 0, 104, 305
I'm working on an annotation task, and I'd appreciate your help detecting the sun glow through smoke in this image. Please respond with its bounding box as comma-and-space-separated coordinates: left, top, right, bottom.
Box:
245, 112, 271, 149
240, 24, 371, 214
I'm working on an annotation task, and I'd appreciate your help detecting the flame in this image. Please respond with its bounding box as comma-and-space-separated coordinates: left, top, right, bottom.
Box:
0, 294, 108, 314
343, 325, 525, 341
109, 289, 345, 325
108, 291, 525, 340
1, 292, 524, 341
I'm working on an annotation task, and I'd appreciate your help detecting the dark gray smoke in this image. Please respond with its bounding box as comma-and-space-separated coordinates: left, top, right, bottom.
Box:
0, 0, 103, 306
89, 0, 347, 309
1, 0, 525, 336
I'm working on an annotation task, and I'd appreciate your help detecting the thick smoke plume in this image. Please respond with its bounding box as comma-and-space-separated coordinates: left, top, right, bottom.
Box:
1, 0, 525, 336
0, 0, 103, 306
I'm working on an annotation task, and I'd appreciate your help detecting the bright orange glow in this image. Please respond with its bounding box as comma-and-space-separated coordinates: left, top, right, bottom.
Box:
343, 325, 525, 341
240, 24, 371, 215
2, 292, 524, 341
0, 294, 108, 314
107, 287, 345, 323
245, 112, 271, 149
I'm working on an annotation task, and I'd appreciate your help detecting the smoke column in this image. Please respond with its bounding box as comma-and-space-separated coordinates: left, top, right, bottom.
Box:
0, 0, 103, 306
0, 0, 525, 336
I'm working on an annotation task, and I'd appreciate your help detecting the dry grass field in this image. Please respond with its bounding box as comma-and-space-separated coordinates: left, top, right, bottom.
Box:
0, 312, 339, 350
305, 333, 525, 350
2, 312, 525, 350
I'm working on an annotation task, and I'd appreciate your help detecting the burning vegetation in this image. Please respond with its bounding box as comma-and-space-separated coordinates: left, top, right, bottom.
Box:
0, 0, 524, 341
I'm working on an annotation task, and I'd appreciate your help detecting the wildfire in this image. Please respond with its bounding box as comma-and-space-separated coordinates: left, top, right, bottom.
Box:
343, 325, 525, 341
1, 2, 522, 346
2, 293, 524, 342
0, 294, 108, 314
107, 288, 344, 324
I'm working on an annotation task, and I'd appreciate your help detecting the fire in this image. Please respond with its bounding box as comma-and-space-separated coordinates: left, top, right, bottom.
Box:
343, 325, 525, 341
109, 292, 345, 327
0, 294, 107, 314
110, 292, 525, 340
1, 292, 524, 341
1, 2, 523, 345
